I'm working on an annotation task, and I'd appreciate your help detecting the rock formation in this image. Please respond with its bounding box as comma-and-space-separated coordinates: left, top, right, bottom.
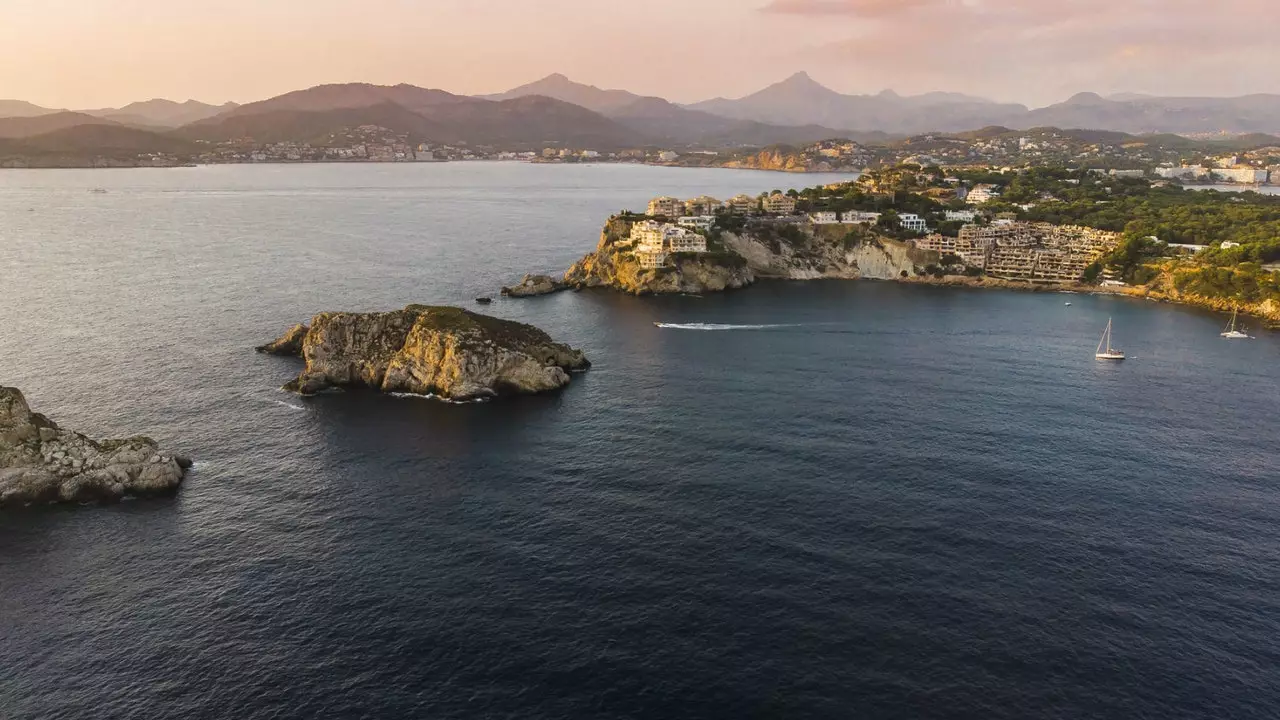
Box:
255, 323, 308, 355
261, 305, 590, 401
505, 216, 926, 297
501, 274, 565, 297
554, 216, 755, 295
722, 223, 926, 281
0, 387, 191, 508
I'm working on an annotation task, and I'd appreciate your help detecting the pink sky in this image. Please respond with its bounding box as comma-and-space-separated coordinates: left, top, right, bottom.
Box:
3, 0, 1276, 108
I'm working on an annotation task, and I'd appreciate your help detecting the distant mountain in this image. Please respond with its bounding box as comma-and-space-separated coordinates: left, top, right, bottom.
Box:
0, 100, 60, 118
687, 72, 1029, 134
488, 74, 865, 146
0, 112, 120, 139
14, 124, 195, 153
82, 99, 239, 128
183, 83, 642, 148
483, 74, 645, 115
1015, 93, 1280, 134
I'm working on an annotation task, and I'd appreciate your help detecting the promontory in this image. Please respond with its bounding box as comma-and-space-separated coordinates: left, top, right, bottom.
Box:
258, 305, 590, 401
1, 387, 191, 508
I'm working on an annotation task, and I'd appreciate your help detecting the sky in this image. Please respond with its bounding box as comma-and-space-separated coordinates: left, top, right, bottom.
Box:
2, 0, 1275, 109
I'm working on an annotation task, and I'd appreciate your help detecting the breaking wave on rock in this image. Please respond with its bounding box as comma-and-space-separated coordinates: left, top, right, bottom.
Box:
653, 322, 800, 331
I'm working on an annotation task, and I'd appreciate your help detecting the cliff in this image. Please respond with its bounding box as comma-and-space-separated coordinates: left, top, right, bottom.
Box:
508, 217, 925, 297
722, 223, 927, 281
0, 387, 191, 508
260, 305, 590, 401
560, 217, 755, 295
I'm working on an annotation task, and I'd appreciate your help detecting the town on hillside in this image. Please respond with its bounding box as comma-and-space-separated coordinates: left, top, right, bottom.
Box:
626, 164, 1280, 299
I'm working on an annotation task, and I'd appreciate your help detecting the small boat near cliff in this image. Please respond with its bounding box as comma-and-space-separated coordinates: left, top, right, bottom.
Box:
1221, 307, 1249, 339
1095, 318, 1125, 361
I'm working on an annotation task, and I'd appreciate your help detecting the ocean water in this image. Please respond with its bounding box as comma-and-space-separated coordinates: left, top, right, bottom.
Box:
2, 163, 1279, 720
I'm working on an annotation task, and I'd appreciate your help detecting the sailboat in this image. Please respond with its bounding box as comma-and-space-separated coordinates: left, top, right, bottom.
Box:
1221, 307, 1250, 339
1095, 318, 1125, 360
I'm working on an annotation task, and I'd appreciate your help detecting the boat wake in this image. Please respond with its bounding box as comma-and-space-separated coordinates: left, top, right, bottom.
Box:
271, 399, 307, 411
653, 322, 800, 331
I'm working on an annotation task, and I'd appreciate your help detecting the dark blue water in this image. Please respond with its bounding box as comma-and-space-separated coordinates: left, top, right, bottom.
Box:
2, 164, 1279, 719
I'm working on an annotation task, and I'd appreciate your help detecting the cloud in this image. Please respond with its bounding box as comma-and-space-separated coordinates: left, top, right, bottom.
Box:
780, 0, 1278, 103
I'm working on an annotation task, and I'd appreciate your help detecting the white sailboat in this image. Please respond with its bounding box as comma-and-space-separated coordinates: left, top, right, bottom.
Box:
1221, 307, 1250, 339
1095, 318, 1125, 360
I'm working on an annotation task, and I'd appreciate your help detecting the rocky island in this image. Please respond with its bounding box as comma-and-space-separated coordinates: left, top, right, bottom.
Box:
259, 305, 590, 401
1, 387, 191, 508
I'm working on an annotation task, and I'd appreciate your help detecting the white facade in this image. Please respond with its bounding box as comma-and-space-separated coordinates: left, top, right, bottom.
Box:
1212, 167, 1268, 184
678, 216, 714, 231
727, 194, 758, 214
898, 213, 929, 233
629, 220, 707, 265
966, 185, 1000, 205
841, 211, 881, 224
658, 151, 679, 162
810, 211, 839, 225
763, 193, 797, 215
1109, 169, 1146, 179
647, 196, 684, 217
945, 210, 978, 223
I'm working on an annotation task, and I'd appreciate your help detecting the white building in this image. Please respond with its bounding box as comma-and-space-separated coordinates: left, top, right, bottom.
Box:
1156, 166, 1206, 180
841, 211, 881, 224
898, 213, 929, 234
966, 184, 1001, 205
580, 150, 600, 159
677, 216, 714, 231
1212, 167, 1268, 184
727, 194, 758, 215
810, 211, 839, 225
684, 195, 722, 216
763, 193, 797, 215
630, 220, 707, 267
647, 196, 685, 217
658, 150, 680, 162
1109, 169, 1146, 179
945, 210, 978, 223
1221, 241, 1242, 249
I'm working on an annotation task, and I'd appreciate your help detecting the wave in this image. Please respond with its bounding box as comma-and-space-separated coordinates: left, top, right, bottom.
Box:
389, 392, 491, 405
653, 322, 800, 331
271, 400, 307, 411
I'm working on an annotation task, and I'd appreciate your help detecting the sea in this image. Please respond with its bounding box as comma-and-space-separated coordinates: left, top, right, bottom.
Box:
2, 163, 1278, 720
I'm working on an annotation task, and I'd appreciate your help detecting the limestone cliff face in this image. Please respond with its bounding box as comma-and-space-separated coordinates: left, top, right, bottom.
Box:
0, 387, 190, 508
264, 306, 590, 401
561, 217, 755, 295
721, 224, 926, 280
721, 151, 845, 173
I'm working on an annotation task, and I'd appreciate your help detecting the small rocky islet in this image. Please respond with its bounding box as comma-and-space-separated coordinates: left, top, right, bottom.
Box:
258, 305, 590, 401
0, 387, 191, 509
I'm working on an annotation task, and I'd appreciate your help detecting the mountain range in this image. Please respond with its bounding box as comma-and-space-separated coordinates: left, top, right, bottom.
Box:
2, 74, 1279, 158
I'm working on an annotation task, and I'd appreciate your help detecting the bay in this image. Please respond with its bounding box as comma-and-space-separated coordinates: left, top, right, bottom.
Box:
2, 163, 1278, 720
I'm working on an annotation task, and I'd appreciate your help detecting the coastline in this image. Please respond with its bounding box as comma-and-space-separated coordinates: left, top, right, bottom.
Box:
896, 274, 1280, 327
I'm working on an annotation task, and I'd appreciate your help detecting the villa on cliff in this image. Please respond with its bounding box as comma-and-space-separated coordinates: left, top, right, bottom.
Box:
763, 193, 798, 215
630, 220, 709, 268
648, 195, 724, 218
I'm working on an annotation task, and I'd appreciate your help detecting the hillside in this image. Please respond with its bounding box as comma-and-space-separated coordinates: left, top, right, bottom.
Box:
688, 72, 1028, 134
175, 102, 444, 144
83, 99, 239, 128
0, 112, 120, 139
482, 73, 644, 115
486, 74, 857, 147
0, 100, 59, 118
177, 85, 643, 149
